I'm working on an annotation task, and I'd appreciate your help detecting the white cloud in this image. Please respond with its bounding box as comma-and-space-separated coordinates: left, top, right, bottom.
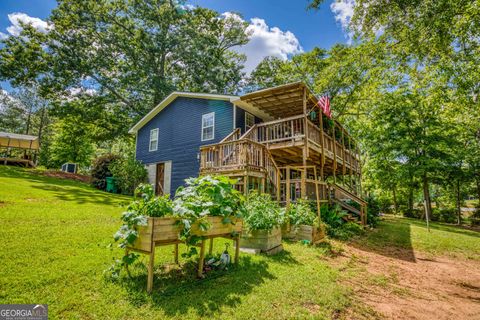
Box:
224, 13, 303, 73
0, 32, 8, 40
330, 0, 355, 41
3, 12, 51, 37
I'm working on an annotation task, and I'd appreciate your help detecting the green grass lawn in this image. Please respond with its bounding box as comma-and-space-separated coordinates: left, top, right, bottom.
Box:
359, 215, 480, 261
0, 166, 354, 320
1, 166, 479, 319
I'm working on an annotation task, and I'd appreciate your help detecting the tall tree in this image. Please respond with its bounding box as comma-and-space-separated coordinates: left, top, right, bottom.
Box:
0, 0, 249, 136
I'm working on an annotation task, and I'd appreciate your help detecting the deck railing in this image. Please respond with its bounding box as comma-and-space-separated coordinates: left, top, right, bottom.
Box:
242, 115, 305, 144
199, 139, 278, 188
242, 115, 359, 169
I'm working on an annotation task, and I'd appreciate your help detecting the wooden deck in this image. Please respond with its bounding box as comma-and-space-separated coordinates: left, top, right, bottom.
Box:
199, 82, 366, 224
0, 157, 35, 167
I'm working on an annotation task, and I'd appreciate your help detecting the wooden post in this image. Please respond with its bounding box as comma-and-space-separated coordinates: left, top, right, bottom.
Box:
332, 124, 337, 184
147, 246, 155, 293
234, 236, 240, 264
174, 243, 179, 264
276, 170, 281, 201
301, 163, 307, 199
209, 238, 214, 255
286, 167, 291, 208
348, 135, 353, 193
303, 87, 309, 158
197, 240, 206, 278
357, 144, 363, 197
313, 166, 321, 224
319, 112, 325, 166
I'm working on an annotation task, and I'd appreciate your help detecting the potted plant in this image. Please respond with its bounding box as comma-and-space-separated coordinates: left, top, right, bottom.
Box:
286, 199, 325, 243
240, 191, 284, 255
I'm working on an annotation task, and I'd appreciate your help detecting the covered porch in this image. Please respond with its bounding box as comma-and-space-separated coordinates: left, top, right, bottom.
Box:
0, 132, 39, 167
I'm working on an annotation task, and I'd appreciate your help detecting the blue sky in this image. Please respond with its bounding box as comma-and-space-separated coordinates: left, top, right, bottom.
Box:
0, 0, 352, 91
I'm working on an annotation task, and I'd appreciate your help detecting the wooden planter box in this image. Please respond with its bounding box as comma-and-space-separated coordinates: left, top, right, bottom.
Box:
296, 224, 324, 243
239, 226, 283, 255
281, 224, 297, 240
131, 216, 243, 253
281, 224, 325, 244
128, 215, 243, 293
131, 217, 181, 253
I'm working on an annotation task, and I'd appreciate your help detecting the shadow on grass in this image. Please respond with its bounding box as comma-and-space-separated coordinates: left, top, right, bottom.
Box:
0, 166, 128, 206
408, 219, 480, 239
120, 255, 275, 317
348, 216, 417, 263
262, 249, 301, 265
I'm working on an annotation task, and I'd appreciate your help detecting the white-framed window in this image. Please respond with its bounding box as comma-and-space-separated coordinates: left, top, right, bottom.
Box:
149, 128, 159, 152
201, 112, 215, 141
245, 112, 255, 131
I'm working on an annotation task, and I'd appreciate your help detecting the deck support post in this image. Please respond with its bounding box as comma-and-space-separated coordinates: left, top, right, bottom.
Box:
332, 124, 337, 184
286, 167, 291, 208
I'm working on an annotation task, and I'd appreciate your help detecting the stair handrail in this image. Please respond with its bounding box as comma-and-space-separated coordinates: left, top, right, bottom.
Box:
331, 183, 366, 205
220, 128, 241, 143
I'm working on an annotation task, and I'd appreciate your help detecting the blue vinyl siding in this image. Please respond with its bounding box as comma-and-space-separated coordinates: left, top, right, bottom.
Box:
136, 97, 234, 194
235, 106, 263, 134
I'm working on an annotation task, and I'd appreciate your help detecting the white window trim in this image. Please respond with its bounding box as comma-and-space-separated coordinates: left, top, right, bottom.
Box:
201, 112, 215, 141
245, 112, 255, 131
149, 128, 159, 152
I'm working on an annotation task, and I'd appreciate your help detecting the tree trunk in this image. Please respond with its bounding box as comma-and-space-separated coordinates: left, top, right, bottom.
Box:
408, 186, 414, 212
476, 175, 480, 208
456, 179, 462, 225
392, 186, 398, 215
422, 173, 432, 223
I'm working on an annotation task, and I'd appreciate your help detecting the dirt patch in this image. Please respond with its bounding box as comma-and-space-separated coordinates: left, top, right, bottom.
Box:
42, 170, 91, 183
330, 245, 480, 319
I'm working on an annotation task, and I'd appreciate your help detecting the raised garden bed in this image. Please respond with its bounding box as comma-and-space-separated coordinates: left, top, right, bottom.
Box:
281, 224, 325, 244
128, 216, 243, 292
239, 226, 283, 255
296, 224, 324, 243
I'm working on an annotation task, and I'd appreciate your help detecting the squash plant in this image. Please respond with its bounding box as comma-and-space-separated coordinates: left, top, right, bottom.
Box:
108, 176, 245, 276
173, 175, 245, 256
243, 191, 284, 231
287, 199, 318, 226
109, 184, 172, 278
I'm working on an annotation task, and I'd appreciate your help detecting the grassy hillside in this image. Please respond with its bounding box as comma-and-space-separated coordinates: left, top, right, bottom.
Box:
1, 166, 479, 319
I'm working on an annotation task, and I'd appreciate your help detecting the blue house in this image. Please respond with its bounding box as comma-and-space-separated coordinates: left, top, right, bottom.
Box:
129, 82, 367, 224
129, 92, 267, 196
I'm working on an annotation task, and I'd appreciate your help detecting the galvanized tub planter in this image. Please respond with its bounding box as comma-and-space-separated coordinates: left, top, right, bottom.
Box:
128, 216, 243, 292
239, 226, 283, 255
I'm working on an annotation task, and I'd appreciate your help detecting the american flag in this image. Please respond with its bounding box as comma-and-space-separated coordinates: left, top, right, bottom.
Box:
318, 96, 332, 118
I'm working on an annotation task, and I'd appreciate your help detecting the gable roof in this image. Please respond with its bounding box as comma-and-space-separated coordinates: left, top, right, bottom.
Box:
128, 92, 237, 134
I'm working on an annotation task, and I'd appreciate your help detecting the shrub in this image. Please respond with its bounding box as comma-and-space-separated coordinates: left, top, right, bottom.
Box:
91, 153, 120, 190
287, 199, 317, 226
327, 222, 364, 240
243, 191, 284, 231
109, 155, 148, 195
403, 208, 423, 219
320, 204, 347, 229
436, 208, 457, 223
